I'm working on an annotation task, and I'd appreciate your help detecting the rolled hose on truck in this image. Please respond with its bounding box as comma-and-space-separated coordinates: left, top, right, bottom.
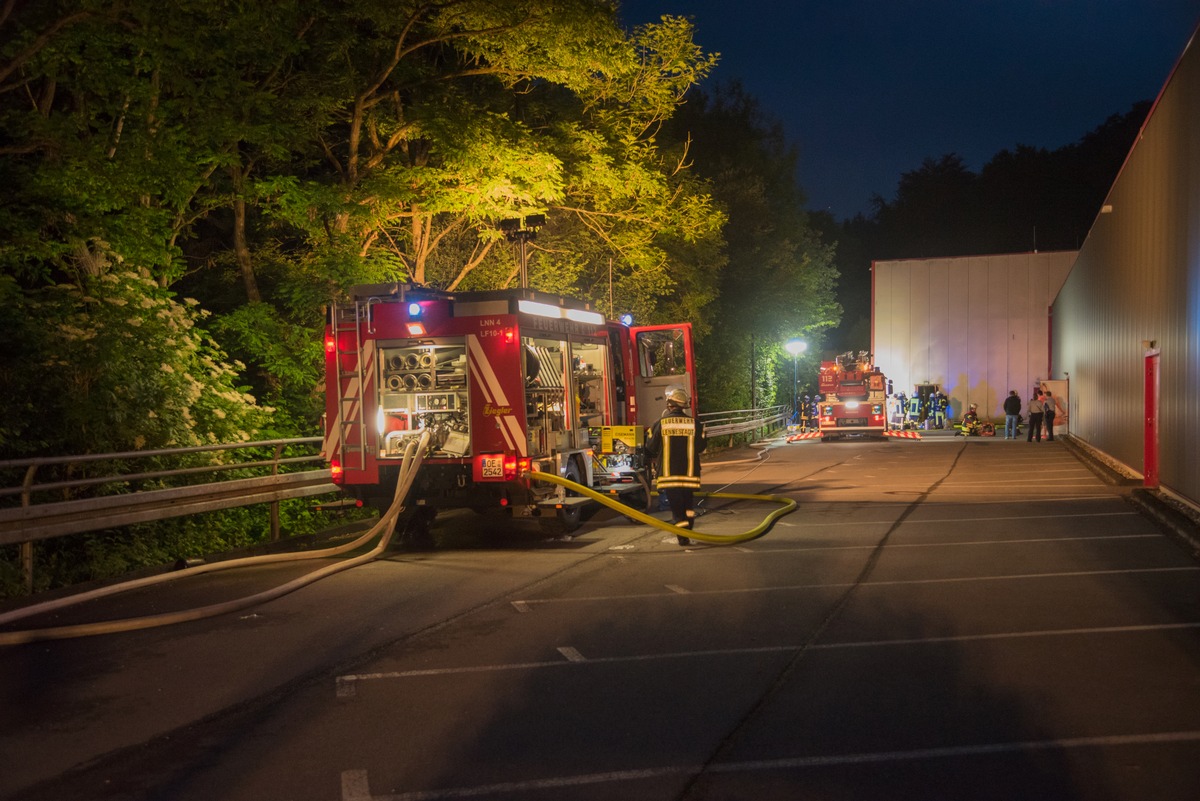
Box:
0, 444, 791, 645
528, 471, 797, 544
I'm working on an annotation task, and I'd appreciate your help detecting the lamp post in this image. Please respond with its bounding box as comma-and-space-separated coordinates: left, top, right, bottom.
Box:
499, 214, 546, 288
785, 339, 807, 421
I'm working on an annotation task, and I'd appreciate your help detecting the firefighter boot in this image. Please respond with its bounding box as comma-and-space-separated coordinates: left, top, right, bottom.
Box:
675, 514, 695, 546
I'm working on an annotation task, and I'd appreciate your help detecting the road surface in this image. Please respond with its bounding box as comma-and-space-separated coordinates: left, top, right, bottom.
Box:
2, 434, 1198, 800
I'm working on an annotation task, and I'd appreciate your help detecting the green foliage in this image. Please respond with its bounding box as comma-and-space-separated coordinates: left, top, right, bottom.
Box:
667, 83, 841, 411
210, 302, 325, 434
0, 1, 760, 591
0, 265, 270, 457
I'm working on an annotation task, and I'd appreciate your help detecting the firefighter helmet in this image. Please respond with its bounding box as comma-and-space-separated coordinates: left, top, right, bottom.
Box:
666, 387, 690, 407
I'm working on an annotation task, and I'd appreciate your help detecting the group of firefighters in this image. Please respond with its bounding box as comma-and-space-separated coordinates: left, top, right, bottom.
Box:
791, 388, 956, 434
891, 390, 951, 430
792, 394, 823, 433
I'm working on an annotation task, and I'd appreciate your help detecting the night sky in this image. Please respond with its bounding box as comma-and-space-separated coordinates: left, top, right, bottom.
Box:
618, 1, 1200, 219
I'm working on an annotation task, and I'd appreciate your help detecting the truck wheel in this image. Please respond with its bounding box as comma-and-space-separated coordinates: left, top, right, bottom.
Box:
540, 459, 585, 535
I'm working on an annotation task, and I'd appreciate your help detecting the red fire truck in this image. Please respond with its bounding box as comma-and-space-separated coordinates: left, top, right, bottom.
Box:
323, 283, 697, 534
816, 351, 890, 440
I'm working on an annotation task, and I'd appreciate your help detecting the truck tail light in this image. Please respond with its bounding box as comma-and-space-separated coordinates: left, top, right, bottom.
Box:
331, 458, 344, 484
324, 333, 336, 354
497, 456, 532, 481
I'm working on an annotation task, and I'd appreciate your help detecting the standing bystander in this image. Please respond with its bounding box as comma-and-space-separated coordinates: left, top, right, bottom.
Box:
1027, 391, 1045, 442
1043, 390, 1057, 441
1003, 390, 1022, 440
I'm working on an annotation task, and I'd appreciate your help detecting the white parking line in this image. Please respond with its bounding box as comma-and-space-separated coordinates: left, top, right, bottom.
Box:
745, 511, 1137, 530
557, 646, 586, 662
508, 566, 1200, 608
753, 533, 1159, 554
334, 619, 1200, 686
341, 730, 1200, 800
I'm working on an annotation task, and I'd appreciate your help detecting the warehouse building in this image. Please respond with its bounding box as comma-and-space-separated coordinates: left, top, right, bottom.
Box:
872, 27, 1198, 510
873, 250, 1075, 423
1053, 26, 1199, 504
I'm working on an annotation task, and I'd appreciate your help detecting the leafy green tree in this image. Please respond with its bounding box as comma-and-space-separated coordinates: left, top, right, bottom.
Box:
1, 1, 723, 455
0, 267, 270, 458
666, 83, 840, 411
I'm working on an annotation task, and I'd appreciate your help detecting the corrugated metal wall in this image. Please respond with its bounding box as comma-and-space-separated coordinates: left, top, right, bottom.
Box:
1053, 29, 1200, 506
874, 252, 1075, 420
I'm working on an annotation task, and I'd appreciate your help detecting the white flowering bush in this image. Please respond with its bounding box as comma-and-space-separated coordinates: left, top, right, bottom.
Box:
0, 270, 270, 458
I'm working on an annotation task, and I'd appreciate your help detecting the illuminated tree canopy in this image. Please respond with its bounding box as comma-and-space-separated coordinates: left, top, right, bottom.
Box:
0, 0, 837, 454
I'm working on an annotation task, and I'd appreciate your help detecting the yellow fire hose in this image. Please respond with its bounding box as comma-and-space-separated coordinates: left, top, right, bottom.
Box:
528, 470, 796, 544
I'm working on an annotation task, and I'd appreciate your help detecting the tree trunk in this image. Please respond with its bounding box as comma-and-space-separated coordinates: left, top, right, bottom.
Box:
231, 165, 261, 303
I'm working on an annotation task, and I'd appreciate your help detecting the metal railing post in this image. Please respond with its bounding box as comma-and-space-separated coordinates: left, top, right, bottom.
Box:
270, 444, 284, 541
21, 464, 37, 593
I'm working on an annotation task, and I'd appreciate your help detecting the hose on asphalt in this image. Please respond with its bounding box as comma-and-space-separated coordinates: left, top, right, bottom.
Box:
0, 432, 431, 646
0, 440, 791, 644
528, 470, 796, 544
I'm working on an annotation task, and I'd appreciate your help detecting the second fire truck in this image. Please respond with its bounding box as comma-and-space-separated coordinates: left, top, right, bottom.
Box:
816, 351, 890, 440
323, 284, 697, 536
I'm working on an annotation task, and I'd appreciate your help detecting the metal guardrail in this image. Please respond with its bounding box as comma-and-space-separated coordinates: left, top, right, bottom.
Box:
1, 409, 787, 592
700, 405, 790, 438
0, 469, 337, 546
0, 437, 337, 593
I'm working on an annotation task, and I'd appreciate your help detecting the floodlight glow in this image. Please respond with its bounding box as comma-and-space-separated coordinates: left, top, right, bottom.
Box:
407, 301, 422, 317
620, 313, 633, 326
518, 300, 563, 319
785, 338, 807, 356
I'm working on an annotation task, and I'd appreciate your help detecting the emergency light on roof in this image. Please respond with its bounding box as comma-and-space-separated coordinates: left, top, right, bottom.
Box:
517, 299, 604, 326
407, 301, 422, 317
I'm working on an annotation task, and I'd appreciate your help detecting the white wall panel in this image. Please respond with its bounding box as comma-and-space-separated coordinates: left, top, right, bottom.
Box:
910, 261, 931, 383
928, 260, 951, 396
1010, 253, 1032, 398
874, 252, 1075, 424
986, 255, 1010, 415
945, 257, 970, 418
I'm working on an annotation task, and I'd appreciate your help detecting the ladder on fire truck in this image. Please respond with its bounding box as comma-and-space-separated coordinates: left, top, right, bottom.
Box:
330, 299, 367, 471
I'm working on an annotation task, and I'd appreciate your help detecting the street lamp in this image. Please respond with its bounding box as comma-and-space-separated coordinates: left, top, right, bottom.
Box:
785, 339, 807, 421
499, 214, 546, 288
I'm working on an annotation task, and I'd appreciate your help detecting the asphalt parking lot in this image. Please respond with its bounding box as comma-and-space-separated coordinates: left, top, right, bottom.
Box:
3, 432, 1199, 801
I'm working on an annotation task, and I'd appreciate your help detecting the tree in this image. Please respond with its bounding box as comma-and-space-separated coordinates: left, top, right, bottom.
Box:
0, 0, 724, 456
825, 102, 1151, 352
665, 83, 840, 411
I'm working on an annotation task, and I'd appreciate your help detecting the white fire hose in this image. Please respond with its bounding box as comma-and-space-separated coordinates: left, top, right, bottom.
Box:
0, 432, 431, 646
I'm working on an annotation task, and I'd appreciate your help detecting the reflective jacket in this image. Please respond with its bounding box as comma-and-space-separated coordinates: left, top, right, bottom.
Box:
646, 408, 706, 490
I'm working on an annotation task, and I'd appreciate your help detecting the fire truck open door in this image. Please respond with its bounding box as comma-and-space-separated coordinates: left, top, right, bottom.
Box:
630, 324, 698, 417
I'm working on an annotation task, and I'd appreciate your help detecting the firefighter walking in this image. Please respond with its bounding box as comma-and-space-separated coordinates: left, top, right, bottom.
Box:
645, 388, 707, 546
